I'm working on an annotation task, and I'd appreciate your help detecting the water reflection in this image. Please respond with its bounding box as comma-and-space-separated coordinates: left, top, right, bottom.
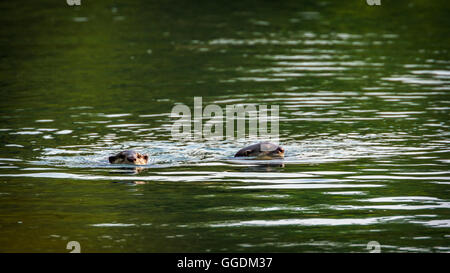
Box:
209, 216, 418, 228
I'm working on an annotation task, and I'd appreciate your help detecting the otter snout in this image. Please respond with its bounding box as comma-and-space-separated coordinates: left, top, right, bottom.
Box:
109, 150, 149, 165
274, 146, 285, 157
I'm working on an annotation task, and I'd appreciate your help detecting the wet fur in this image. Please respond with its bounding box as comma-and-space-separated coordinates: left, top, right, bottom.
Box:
234, 142, 285, 159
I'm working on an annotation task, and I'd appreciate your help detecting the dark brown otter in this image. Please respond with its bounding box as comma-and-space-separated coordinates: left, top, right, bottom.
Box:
108, 150, 149, 165
234, 142, 285, 159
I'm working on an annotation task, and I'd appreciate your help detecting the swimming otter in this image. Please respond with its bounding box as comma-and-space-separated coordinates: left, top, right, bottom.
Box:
234, 142, 285, 159
108, 150, 149, 165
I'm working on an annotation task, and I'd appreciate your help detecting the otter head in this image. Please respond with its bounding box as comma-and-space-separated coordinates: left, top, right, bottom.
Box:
108, 150, 149, 165
234, 142, 285, 159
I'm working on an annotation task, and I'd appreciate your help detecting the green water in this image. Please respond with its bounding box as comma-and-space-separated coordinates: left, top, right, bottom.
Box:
0, 0, 449, 252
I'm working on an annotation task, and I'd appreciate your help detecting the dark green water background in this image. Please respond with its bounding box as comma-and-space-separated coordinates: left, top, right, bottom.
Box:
0, 0, 449, 252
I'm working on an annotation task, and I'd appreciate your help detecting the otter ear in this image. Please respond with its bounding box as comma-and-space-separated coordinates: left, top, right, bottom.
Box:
143, 155, 149, 161
108, 156, 116, 163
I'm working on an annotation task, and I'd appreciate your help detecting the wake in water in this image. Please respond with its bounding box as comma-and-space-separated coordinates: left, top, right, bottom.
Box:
33, 133, 406, 170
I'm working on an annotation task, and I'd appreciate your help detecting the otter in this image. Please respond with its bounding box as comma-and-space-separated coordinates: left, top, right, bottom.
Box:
234, 142, 285, 159
108, 150, 149, 165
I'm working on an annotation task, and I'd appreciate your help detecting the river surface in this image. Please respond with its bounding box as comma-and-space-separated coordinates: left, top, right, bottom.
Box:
0, 0, 449, 252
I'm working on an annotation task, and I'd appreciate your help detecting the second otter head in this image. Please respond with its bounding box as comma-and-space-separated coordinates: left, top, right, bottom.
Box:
234, 142, 285, 159
108, 150, 149, 165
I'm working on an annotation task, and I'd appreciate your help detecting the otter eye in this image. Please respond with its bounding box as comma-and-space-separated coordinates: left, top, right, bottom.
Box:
279, 148, 284, 152
244, 150, 252, 156
137, 154, 141, 158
